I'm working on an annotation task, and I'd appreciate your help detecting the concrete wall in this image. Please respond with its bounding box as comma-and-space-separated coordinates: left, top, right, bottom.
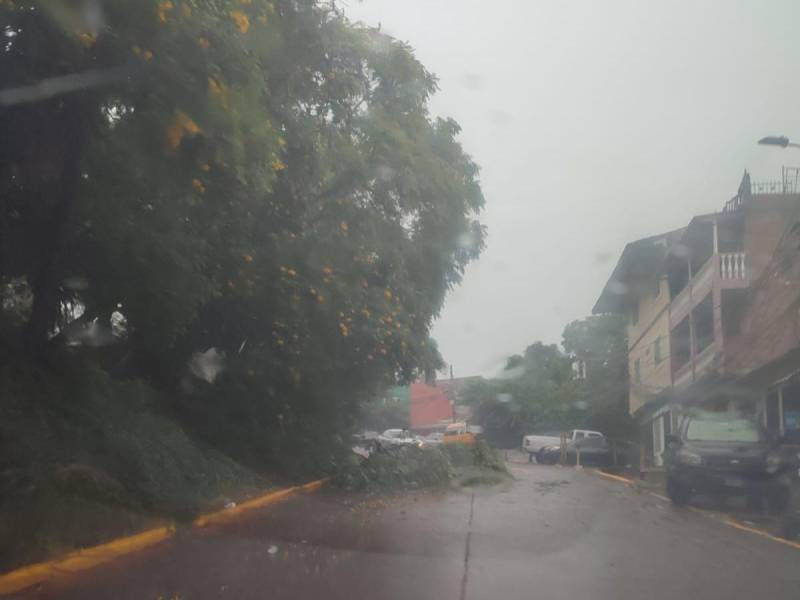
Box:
627, 277, 673, 415
744, 194, 799, 281
409, 381, 453, 429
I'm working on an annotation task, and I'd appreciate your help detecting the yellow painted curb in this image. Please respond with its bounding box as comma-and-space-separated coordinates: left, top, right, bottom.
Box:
594, 470, 635, 486
723, 519, 800, 551
193, 478, 327, 528
0, 478, 326, 596
0, 525, 174, 596
592, 469, 800, 552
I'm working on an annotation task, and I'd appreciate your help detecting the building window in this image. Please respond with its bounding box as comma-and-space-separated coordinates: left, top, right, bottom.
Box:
634, 358, 641, 384
654, 336, 662, 364
694, 294, 714, 353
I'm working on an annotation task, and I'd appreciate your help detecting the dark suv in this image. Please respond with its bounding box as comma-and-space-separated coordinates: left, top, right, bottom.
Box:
664, 411, 789, 511
777, 442, 800, 538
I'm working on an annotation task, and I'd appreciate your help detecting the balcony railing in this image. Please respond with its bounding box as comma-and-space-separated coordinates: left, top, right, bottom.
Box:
669, 256, 715, 328
670, 252, 748, 329
672, 342, 717, 389
719, 252, 746, 280
673, 360, 693, 388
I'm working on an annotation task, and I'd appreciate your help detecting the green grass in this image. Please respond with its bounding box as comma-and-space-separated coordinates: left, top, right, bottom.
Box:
0, 364, 267, 572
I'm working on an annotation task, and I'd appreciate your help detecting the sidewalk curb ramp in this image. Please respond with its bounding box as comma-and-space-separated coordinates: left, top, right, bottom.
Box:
0, 479, 327, 596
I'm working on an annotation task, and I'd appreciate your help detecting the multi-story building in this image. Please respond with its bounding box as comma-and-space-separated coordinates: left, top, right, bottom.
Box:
594, 171, 800, 467
593, 229, 684, 466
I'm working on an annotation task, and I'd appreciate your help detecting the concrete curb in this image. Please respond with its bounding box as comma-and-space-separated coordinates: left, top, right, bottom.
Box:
193, 479, 326, 528
0, 525, 175, 596
0, 479, 327, 596
593, 468, 800, 552
594, 469, 635, 486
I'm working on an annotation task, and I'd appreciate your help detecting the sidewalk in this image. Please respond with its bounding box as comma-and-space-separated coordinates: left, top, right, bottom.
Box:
598, 466, 789, 536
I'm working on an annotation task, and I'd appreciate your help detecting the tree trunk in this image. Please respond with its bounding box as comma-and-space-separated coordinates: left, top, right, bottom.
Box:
26, 97, 88, 358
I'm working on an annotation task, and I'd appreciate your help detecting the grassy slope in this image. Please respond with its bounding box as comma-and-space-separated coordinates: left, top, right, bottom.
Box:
0, 364, 267, 571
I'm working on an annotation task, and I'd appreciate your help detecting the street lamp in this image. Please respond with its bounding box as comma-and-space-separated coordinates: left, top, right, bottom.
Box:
758, 135, 800, 149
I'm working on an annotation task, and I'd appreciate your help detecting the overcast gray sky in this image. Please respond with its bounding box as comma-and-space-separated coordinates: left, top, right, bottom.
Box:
343, 0, 800, 377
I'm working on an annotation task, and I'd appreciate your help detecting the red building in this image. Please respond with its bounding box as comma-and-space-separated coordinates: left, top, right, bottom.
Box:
409, 381, 453, 432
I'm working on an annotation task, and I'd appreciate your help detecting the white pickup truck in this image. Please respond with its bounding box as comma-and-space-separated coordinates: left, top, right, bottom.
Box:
522, 429, 604, 463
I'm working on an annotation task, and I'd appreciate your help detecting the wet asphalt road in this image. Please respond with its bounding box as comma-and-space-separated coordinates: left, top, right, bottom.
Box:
14, 460, 800, 600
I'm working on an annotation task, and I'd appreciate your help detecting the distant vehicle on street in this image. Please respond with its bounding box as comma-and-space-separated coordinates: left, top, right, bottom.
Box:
423, 432, 444, 445
352, 431, 380, 457
376, 428, 423, 450
443, 422, 476, 445
537, 435, 612, 466
352, 430, 379, 444
664, 411, 790, 510
522, 429, 604, 463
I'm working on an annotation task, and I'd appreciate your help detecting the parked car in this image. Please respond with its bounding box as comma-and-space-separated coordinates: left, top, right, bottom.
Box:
522, 429, 604, 463
664, 411, 790, 510
778, 445, 800, 538
538, 435, 612, 466
376, 428, 423, 450
443, 422, 476, 445
423, 432, 444, 445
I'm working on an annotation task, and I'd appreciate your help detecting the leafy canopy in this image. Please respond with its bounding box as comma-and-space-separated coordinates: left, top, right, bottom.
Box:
0, 0, 485, 467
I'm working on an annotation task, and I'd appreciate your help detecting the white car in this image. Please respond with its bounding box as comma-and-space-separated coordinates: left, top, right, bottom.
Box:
423, 432, 444, 445
522, 429, 604, 463
376, 428, 423, 449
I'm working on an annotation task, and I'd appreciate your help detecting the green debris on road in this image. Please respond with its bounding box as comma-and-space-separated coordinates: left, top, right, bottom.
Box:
332, 440, 509, 492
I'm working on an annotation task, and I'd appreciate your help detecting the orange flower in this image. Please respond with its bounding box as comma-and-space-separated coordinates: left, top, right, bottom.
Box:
142, 49, 154, 61
77, 32, 96, 48
198, 36, 210, 49
208, 77, 231, 110
230, 10, 250, 33
340, 221, 349, 233
242, 254, 253, 263
191, 178, 206, 193
271, 160, 286, 171
166, 111, 202, 150
156, 1, 174, 23
286, 268, 297, 277
322, 266, 333, 276
200, 163, 210, 172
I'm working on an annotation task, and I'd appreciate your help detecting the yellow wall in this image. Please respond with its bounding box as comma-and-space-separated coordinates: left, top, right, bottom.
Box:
627, 277, 673, 415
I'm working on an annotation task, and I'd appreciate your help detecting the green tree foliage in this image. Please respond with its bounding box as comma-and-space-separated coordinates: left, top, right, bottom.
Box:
562, 314, 633, 439
359, 386, 410, 431
0, 1, 485, 473
464, 317, 632, 446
